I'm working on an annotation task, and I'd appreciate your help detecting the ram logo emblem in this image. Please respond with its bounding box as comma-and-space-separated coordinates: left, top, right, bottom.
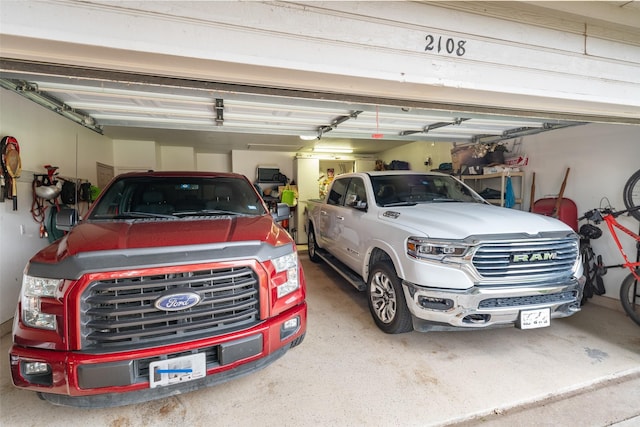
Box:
512, 252, 558, 262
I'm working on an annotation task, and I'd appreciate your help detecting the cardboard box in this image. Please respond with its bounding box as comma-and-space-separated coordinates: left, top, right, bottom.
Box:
450, 146, 474, 173
505, 155, 529, 166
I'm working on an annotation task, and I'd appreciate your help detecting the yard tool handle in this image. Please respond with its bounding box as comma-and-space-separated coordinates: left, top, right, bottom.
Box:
12, 179, 17, 210
529, 172, 535, 212
552, 167, 570, 218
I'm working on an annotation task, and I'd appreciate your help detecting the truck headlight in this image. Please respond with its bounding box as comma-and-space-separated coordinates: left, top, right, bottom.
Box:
21, 274, 61, 330
407, 237, 468, 261
272, 252, 299, 298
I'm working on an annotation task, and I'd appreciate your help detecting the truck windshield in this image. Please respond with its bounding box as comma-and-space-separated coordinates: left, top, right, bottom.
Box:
371, 174, 484, 207
89, 176, 267, 219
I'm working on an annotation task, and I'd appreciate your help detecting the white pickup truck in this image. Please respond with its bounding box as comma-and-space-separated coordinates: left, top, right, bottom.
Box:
306, 171, 584, 333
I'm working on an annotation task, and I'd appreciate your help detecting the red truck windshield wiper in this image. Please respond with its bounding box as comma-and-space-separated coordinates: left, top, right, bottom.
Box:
114, 211, 177, 219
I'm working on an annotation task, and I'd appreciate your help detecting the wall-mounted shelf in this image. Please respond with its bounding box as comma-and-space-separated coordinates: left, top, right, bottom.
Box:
461, 171, 525, 209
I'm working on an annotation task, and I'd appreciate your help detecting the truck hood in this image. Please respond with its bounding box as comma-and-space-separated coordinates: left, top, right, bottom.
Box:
380, 202, 574, 239
35, 215, 289, 262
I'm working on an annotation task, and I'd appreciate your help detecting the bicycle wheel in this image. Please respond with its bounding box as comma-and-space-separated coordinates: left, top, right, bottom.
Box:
623, 169, 640, 221
619, 270, 640, 326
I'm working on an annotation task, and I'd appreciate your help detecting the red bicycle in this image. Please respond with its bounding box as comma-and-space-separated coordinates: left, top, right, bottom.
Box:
581, 205, 640, 326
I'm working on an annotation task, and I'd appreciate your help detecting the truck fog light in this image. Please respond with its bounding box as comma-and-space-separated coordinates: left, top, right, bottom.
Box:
283, 318, 299, 330
23, 361, 51, 375
418, 296, 454, 311
280, 316, 300, 340
463, 314, 491, 324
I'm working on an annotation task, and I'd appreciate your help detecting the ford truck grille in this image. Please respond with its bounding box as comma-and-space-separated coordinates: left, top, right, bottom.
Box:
80, 266, 260, 351
472, 238, 578, 279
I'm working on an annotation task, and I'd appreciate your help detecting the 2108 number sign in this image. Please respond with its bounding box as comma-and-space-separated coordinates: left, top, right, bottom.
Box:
425, 34, 467, 57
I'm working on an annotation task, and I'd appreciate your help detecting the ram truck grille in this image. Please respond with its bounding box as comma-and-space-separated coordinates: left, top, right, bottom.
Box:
472, 238, 578, 279
80, 266, 260, 351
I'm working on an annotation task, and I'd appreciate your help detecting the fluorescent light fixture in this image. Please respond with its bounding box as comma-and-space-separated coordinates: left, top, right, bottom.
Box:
299, 134, 318, 140
248, 144, 300, 149
91, 114, 214, 125
313, 147, 353, 153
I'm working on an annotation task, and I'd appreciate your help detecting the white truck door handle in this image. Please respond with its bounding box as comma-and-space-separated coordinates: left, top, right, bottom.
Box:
336, 216, 344, 221
320, 210, 328, 216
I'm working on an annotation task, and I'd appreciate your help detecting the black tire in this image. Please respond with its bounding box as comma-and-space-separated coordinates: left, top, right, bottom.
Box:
619, 270, 640, 327
623, 169, 640, 221
367, 262, 413, 334
307, 226, 320, 263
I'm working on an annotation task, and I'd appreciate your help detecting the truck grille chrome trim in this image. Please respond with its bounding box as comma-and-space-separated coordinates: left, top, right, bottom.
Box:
472, 238, 578, 279
80, 266, 260, 350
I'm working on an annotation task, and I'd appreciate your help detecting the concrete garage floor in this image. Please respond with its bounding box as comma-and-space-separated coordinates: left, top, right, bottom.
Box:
2, 251, 639, 427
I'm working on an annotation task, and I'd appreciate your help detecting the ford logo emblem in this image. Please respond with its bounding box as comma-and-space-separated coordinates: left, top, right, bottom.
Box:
155, 291, 201, 311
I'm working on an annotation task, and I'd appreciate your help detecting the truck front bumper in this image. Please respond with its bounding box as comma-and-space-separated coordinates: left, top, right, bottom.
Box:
403, 278, 583, 331
9, 302, 306, 407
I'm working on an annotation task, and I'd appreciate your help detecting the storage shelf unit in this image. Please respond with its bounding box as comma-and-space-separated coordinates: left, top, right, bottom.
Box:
461, 172, 525, 209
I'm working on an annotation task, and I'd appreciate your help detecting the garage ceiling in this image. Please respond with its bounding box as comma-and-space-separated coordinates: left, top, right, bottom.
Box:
0, 61, 587, 155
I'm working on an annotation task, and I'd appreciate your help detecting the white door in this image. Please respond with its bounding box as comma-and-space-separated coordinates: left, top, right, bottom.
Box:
96, 162, 114, 189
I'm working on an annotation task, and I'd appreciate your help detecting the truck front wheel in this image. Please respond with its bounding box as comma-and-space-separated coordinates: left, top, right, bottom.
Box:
308, 227, 320, 263
367, 262, 413, 334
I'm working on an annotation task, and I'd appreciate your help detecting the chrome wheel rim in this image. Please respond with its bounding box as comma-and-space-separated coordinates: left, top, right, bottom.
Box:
370, 271, 396, 324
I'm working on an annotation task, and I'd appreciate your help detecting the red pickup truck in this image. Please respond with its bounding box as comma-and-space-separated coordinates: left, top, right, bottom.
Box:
10, 171, 306, 407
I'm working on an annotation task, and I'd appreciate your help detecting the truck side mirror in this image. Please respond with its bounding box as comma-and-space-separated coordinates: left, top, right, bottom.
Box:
56, 208, 78, 231
272, 203, 290, 223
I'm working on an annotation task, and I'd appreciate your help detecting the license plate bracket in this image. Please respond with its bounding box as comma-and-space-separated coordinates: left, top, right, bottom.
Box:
517, 307, 551, 329
149, 353, 206, 388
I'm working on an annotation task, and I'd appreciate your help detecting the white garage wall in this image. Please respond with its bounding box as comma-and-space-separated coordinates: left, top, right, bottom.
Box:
0, 90, 114, 326
196, 153, 230, 172
113, 139, 156, 173
159, 145, 195, 170
521, 123, 640, 309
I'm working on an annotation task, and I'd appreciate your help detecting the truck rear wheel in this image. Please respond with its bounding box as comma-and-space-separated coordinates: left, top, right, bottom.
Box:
308, 227, 320, 263
367, 262, 413, 334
